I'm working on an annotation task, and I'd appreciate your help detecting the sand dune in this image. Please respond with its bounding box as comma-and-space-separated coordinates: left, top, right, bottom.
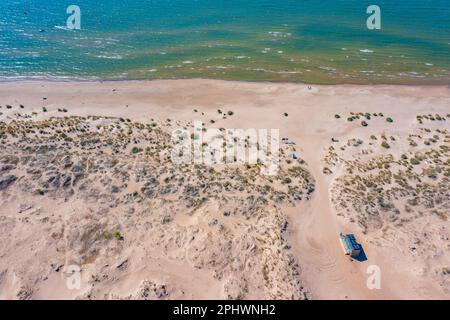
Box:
0, 80, 449, 299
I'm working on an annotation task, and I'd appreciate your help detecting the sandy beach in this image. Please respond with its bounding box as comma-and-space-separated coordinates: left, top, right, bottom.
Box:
0, 80, 449, 299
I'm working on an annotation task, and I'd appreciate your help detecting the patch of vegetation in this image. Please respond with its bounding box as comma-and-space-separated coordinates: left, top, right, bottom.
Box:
102, 231, 112, 239
114, 231, 123, 240
191, 133, 199, 140
131, 147, 143, 154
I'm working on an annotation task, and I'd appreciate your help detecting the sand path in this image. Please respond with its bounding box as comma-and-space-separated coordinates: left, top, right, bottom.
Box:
285, 135, 383, 299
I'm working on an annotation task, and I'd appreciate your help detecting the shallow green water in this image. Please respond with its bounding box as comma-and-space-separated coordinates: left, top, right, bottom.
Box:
0, 0, 449, 83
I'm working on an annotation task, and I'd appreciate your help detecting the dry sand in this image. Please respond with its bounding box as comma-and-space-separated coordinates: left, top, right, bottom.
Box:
0, 80, 449, 299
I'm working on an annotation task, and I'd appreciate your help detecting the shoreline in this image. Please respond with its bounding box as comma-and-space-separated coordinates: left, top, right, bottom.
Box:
0, 77, 449, 87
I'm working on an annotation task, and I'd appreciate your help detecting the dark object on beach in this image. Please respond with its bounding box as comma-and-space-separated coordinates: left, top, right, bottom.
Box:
43, 97, 47, 100
334, 114, 341, 119
20, 104, 24, 109
116, 259, 128, 270
283, 112, 288, 117
361, 121, 368, 127
0, 175, 17, 190
339, 233, 361, 258
386, 117, 394, 123
6, 105, 12, 109
42, 107, 47, 112
227, 111, 234, 116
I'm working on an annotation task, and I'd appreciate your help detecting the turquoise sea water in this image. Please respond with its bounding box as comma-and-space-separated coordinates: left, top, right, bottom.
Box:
0, 0, 449, 84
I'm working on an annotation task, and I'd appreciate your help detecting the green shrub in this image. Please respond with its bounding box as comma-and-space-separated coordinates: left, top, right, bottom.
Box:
131, 147, 142, 154
102, 231, 112, 239
282, 177, 292, 184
